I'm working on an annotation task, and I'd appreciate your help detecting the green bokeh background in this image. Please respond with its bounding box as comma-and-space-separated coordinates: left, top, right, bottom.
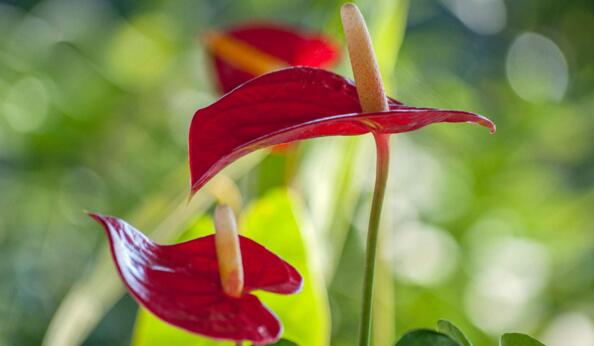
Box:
1, 0, 593, 345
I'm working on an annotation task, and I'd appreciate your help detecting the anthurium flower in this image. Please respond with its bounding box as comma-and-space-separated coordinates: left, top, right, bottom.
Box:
89, 205, 302, 344
204, 23, 340, 93
188, 66, 495, 195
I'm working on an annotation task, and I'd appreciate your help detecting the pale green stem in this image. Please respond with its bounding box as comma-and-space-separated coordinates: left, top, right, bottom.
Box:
359, 133, 391, 346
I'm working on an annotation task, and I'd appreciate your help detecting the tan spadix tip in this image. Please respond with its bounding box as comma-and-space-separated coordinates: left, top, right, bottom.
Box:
340, 3, 389, 113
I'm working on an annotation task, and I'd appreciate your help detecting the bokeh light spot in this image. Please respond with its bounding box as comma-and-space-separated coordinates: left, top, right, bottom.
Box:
384, 222, 459, 286
506, 32, 569, 103
464, 237, 550, 334
105, 14, 176, 89
3, 77, 49, 133
443, 0, 507, 35
543, 312, 594, 346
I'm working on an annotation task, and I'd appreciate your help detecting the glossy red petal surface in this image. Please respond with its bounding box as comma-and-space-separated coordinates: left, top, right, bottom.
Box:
90, 213, 301, 343
189, 67, 495, 195
241, 238, 302, 294
210, 24, 339, 93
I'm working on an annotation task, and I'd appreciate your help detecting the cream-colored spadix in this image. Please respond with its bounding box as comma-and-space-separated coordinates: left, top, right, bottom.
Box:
214, 204, 244, 298
341, 3, 388, 113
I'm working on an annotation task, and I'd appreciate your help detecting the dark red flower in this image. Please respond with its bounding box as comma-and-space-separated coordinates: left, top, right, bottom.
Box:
189, 67, 495, 195
89, 213, 302, 344
205, 23, 340, 93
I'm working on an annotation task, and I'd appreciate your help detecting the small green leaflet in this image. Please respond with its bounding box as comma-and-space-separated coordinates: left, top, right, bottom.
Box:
437, 320, 472, 346
395, 329, 461, 346
500, 333, 546, 346
258, 338, 298, 346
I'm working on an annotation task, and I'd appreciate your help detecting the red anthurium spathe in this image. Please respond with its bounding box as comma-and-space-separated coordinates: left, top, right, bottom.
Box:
189, 67, 495, 195
205, 23, 340, 93
89, 207, 301, 344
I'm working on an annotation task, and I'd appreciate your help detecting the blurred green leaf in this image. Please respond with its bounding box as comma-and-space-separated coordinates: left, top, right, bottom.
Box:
437, 320, 472, 346
373, 256, 395, 346
371, 0, 408, 92
131, 188, 329, 346
297, 137, 364, 279
133, 313, 301, 346
132, 310, 217, 346
240, 188, 330, 345
500, 333, 546, 346
395, 329, 461, 346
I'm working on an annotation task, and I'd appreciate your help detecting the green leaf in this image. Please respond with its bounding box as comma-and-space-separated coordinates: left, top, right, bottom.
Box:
132, 310, 217, 346
131, 188, 330, 346
395, 329, 462, 346
500, 333, 546, 346
437, 320, 473, 346
240, 188, 330, 345
260, 338, 298, 346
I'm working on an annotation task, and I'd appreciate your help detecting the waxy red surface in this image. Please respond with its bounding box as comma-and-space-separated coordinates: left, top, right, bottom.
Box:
210, 24, 339, 93
189, 67, 495, 195
90, 213, 302, 344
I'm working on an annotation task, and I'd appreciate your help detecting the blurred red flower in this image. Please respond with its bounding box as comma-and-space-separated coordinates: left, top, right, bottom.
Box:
205, 23, 340, 93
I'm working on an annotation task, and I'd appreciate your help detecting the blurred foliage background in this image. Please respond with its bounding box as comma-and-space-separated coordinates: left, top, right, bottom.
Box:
1, 0, 593, 345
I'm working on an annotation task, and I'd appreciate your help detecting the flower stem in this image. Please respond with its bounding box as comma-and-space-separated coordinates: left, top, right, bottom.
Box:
359, 133, 390, 346
340, 4, 392, 345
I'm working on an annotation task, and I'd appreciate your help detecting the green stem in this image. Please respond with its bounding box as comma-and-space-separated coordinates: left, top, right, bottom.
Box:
359, 133, 391, 346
